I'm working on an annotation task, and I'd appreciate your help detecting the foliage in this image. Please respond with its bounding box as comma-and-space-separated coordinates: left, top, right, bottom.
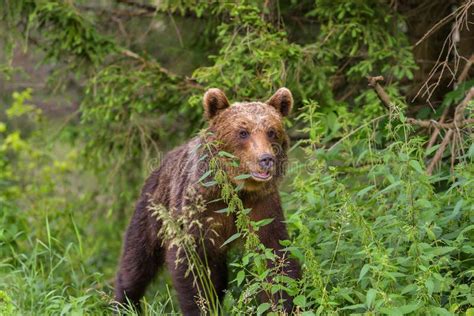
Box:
286, 107, 474, 314
0, 0, 473, 315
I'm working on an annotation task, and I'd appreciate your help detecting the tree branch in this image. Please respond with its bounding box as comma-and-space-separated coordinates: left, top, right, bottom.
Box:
367, 76, 473, 175
453, 87, 474, 124
456, 53, 474, 86
116, 0, 158, 12
406, 117, 474, 129
121, 48, 203, 89
427, 54, 474, 149
426, 129, 453, 175
426, 106, 449, 150
405, 88, 474, 129
367, 76, 393, 110
425, 88, 473, 175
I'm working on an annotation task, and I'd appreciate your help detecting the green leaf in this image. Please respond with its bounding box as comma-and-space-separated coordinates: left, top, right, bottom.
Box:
399, 111, 406, 122
398, 304, 420, 314
218, 151, 236, 158
381, 303, 420, 315
257, 303, 271, 315
409, 160, 424, 174
379, 307, 403, 316
468, 143, 474, 158
215, 207, 230, 213
253, 218, 274, 228
221, 232, 241, 248
377, 181, 402, 195
197, 170, 212, 183
451, 199, 463, 219
341, 303, 366, 311
234, 174, 251, 180
357, 185, 375, 198
429, 246, 456, 256
358, 264, 370, 282
366, 289, 377, 309
401, 284, 417, 295
202, 180, 217, 187
294, 295, 306, 308
425, 279, 434, 295
428, 307, 453, 316
197, 153, 208, 162
236, 270, 245, 286
242, 208, 252, 214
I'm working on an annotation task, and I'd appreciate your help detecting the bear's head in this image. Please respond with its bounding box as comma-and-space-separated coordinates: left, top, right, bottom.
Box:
203, 88, 293, 192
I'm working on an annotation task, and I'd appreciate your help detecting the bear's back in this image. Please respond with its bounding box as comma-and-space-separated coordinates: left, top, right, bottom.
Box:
143, 137, 205, 212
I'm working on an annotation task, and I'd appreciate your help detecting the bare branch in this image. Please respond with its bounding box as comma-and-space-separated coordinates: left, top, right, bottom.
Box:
425, 88, 473, 175
454, 87, 474, 123
368, 76, 473, 175
414, 6, 459, 47
367, 76, 393, 110
426, 129, 454, 175
414, 1, 474, 104
406, 117, 474, 129
456, 53, 474, 86
409, 88, 474, 128
426, 106, 450, 150
427, 55, 473, 149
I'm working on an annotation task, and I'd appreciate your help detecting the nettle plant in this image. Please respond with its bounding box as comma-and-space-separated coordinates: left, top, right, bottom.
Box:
285, 100, 473, 314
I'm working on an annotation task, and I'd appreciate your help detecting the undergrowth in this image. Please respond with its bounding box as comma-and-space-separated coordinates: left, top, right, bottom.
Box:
0, 1, 473, 315
1, 88, 472, 315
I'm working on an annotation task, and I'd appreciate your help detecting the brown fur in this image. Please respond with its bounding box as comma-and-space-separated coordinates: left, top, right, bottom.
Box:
115, 88, 300, 315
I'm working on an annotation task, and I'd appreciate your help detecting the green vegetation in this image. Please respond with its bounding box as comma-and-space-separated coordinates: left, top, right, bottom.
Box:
1, 1, 473, 315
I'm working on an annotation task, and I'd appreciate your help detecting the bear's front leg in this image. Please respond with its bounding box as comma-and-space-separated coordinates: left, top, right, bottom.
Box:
166, 244, 228, 316
249, 193, 301, 313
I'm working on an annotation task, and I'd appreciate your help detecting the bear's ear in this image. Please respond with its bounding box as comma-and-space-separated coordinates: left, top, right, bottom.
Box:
203, 88, 230, 120
266, 88, 293, 117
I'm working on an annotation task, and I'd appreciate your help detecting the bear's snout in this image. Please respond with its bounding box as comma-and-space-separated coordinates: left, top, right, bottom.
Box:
258, 153, 274, 170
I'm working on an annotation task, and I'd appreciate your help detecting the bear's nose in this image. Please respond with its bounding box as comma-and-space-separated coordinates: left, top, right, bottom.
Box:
258, 154, 274, 170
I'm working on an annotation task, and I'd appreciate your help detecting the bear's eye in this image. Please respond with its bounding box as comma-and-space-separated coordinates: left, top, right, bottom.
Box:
239, 129, 249, 139
267, 129, 277, 139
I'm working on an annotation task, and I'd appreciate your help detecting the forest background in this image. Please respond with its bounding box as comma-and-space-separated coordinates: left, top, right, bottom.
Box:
0, 1, 473, 315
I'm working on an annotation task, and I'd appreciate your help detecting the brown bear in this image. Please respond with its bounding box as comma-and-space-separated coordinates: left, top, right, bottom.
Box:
114, 88, 300, 315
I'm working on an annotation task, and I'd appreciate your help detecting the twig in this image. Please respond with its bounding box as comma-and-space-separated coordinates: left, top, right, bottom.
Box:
425, 88, 474, 175
367, 76, 393, 110
367, 75, 473, 175
451, 132, 457, 174
456, 53, 474, 86
368, 75, 474, 129
453, 87, 474, 124
414, 1, 474, 104
168, 11, 184, 47
427, 54, 473, 149
406, 117, 474, 129
426, 106, 449, 149
414, 5, 459, 47
426, 129, 454, 175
